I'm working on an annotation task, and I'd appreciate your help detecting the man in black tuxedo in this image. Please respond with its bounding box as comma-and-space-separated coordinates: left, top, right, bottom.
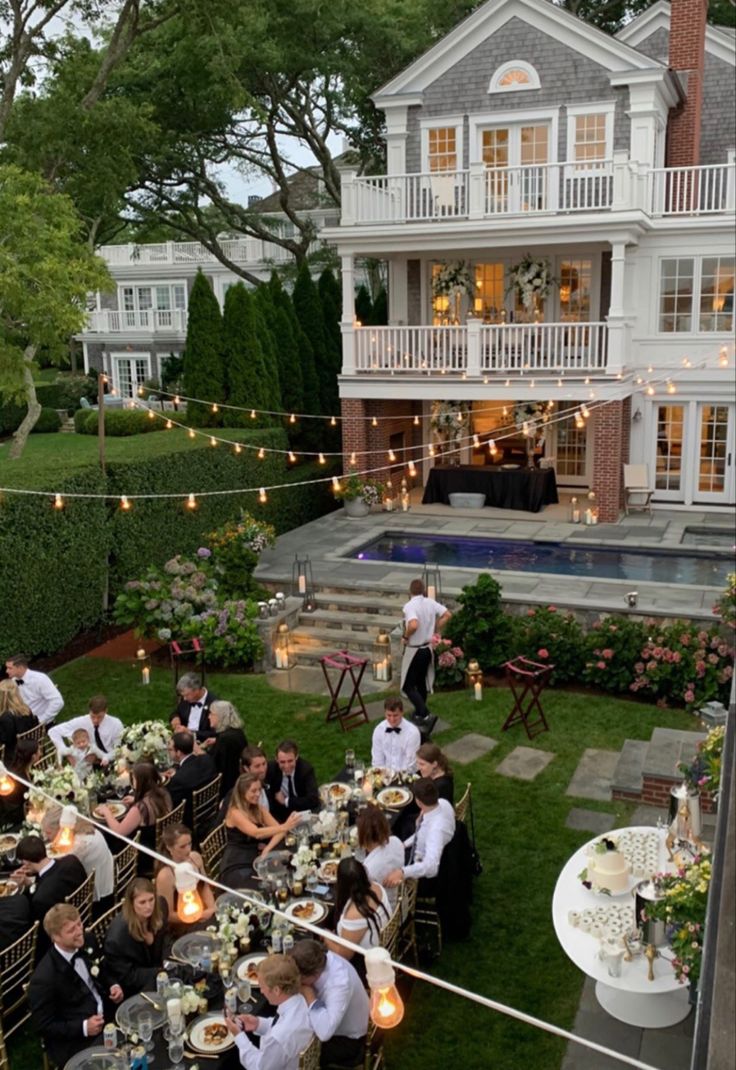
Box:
28, 902, 124, 1067
166, 729, 216, 826
13, 835, 87, 958
266, 739, 320, 822
170, 672, 217, 742
0, 891, 32, 953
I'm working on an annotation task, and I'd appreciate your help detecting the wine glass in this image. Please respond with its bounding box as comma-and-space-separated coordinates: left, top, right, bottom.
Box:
237, 978, 253, 1013
138, 1010, 154, 1055
168, 1032, 185, 1069
306, 867, 318, 895
219, 958, 234, 990
344, 748, 355, 773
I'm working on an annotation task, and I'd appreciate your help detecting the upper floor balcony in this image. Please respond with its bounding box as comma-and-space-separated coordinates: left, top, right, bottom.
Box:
83, 309, 188, 335
340, 156, 735, 229
97, 237, 294, 268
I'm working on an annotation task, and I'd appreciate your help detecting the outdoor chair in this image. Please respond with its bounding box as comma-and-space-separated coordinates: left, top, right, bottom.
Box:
112, 832, 140, 900
454, 783, 472, 824
86, 899, 122, 950
15, 723, 44, 749
0, 922, 39, 1038
64, 871, 95, 928
379, 901, 402, 960
200, 822, 227, 880
430, 172, 458, 218
623, 464, 653, 516
298, 1034, 322, 1070
397, 879, 418, 965
192, 774, 222, 846
155, 800, 186, 853
0, 1015, 9, 1070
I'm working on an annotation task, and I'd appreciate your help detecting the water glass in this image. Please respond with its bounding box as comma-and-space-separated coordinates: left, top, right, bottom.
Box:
219, 959, 234, 990
168, 1033, 185, 1068
138, 1010, 154, 1052
237, 978, 252, 1012
306, 868, 318, 894
345, 749, 355, 773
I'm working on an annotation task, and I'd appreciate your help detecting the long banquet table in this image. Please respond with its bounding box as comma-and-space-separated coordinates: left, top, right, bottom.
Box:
422, 464, 558, 513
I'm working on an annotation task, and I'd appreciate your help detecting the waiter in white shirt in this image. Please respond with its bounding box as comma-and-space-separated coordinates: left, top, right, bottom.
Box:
48, 694, 123, 756
5, 653, 64, 726
371, 699, 421, 774
225, 954, 313, 1070
400, 578, 451, 727
291, 940, 368, 1067
384, 777, 456, 888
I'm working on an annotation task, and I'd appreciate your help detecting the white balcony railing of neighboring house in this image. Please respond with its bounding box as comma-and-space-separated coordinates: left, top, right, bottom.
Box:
352, 322, 609, 376
342, 157, 735, 225
98, 237, 296, 267
84, 310, 188, 333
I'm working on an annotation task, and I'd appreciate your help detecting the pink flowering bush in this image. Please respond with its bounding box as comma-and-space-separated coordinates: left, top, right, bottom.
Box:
510, 605, 584, 684
431, 635, 468, 687
629, 620, 733, 709
713, 572, 736, 630
582, 616, 649, 693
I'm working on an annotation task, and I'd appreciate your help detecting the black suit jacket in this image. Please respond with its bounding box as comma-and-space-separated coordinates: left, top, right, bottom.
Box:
211, 726, 248, 797
167, 752, 217, 826
103, 901, 169, 995
0, 893, 32, 953
28, 944, 114, 1067
171, 689, 218, 741
266, 756, 320, 820
27, 855, 87, 958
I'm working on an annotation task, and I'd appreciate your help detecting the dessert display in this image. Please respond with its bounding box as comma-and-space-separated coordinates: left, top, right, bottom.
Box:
580, 837, 631, 895
615, 830, 660, 878
567, 903, 636, 941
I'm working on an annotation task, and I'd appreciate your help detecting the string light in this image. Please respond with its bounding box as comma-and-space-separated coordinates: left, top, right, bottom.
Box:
233, 443, 242, 455
259, 487, 267, 504
413, 415, 420, 426
174, 863, 204, 924
251, 409, 256, 419
408, 461, 417, 477
666, 382, 676, 394
371, 417, 378, 427
147, 409, 155, 420
258, 447, 265, 460
53, 494, 64, 510
428, 444, 435, 457
646, 385, 655, 396
288, 451, 296, 463
0, 762, 14, 796
188, 429, 196, 439
366, 949, 404, 1029
488, 439, 497, 454
522, 422, 530, 437
332, 476, 341, 491
388, 450, 396, 463
165, 419, 173, 429
289, 413, 296, 425
350, 452, 356, 466
318, 453, 326, 465
580, 405, 590, 419
120, 496, 131, 511
211, 404, 219, 413
473, 435, 480, 448
186, 494, 197, 510
209, 436, 217, 447
330, 416, 337, 427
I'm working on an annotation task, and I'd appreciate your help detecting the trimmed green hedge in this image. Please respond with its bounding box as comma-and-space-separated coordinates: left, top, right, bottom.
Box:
0, 403, 62, 436
75, 409, 164, 436
0, 429, 338, 658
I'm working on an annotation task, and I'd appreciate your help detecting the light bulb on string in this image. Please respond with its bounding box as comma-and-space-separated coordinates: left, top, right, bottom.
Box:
580, 405, 590, 419
408, 461, 417, 478
646, 386, 655, 396
234, 443, 242, 455
488, 439, 497, 455
522, 422, 530, 437
174, 863, 204, 924
505, 379, 511, 388
165, 419, 173, 430
288, 451, 296, 463
0, 762, 14, 796
186, 494, 197, 510
350, 452, 357, 466
667, 382, 676, 394
51, 805, 78, 854
330, 416, 337, 427
211, 404, 219, 414
473, 435, 480, 448
289, 413, 296, 425
413, 415, 420, 426
388, 450, 396, 463
148, 409, 155, 420
53, 494, 64, 510
428, 444, 435, 457
188, 429, 196, 439
366, 949, 404, 1029
332, 476, 341, 492
258, 448, 265, 460
259, 487, 267, 504
209, 436, 217, 447
120, 496, 131, 511
371, 417, 378, 427
250, 409, 256, 420
647, 365, 653, 374
318, 453, 326, 465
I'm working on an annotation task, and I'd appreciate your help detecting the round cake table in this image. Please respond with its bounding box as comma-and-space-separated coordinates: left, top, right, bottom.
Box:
552, 825, 691, 1028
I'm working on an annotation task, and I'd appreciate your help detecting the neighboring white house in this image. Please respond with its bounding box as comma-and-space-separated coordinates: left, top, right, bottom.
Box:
325, 0, 735, 520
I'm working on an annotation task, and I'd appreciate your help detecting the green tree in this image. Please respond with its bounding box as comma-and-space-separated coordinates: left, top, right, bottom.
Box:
355, 284, 373, 324
0, 164, 111, 458
253, 284, 284, 413
318, 269, 342, 415
291, 264, 325, 417
268, 274, 304, 416
368, 286, 388, 326
222, 283, 267, 422
182, 270, 224, 425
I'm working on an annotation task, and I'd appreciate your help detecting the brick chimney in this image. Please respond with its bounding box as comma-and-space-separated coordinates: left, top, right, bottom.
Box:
667, 0, 708, 166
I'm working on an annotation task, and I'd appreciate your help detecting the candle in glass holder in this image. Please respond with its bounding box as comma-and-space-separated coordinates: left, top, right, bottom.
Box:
141, 666, 150, 685
473, 681, 482, 701
167, 998, 183, 1032
292, 879, 304, 897
312, 842, 322, 859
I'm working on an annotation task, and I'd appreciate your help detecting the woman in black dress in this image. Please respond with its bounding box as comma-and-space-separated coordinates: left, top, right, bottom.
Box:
220, 774, 301, 887
96, 762, 172, 875
0, 679, 38, 764
0, 738, 40, 827
103, 878, 168, 995
416, 743, 455, 804
201, 700, 248, 797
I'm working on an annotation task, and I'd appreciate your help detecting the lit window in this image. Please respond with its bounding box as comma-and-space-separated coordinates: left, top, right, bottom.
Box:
573, 114, 607, 164
427, 127, 457, 172
500, 69, 530, 87
489, 61, 540, 94
699, 257, 734, 332
659, 258, 694, 333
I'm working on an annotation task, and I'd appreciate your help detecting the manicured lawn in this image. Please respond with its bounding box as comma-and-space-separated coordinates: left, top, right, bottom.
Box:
7, 660, 692, 1070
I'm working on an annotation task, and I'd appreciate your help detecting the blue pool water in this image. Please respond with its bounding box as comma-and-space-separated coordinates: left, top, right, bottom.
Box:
351, 532, 733, 586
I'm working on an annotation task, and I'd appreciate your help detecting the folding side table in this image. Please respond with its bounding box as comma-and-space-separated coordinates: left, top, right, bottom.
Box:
502, 655, 554, 739
320, 650, 369, 732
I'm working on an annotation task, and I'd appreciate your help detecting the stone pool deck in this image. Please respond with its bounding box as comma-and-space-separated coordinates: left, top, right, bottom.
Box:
255, 494, 733, 623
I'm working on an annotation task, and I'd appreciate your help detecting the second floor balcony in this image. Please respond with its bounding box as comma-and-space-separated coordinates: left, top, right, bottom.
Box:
83, 309, 188, 334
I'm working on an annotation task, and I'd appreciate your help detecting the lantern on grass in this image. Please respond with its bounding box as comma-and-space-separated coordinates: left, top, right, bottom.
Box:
134, 648, 151, 686
372, 631, 392, 683
292, 555, 315, 612
274, 623, 290, 670
174, 862, 204, 924
51, 806, 78, 854
422, 563, 442, 602
466, 659, 483, 701
0, 762, 14, 796
365, 948, 404, 1029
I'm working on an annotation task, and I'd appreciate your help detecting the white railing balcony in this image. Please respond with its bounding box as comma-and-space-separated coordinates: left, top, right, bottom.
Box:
84, 309, 188, 333
648, 162, 735, 216
97, 237, 295, 267
351, 322, 609, 376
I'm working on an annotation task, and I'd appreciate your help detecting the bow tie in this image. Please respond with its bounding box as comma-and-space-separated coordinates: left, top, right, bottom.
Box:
190, 701, 202, 709
16, 678, 24, 686
385, 726, 401, 734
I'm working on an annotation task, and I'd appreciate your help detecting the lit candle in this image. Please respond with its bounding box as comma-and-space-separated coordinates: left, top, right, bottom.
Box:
585, 509, 592, 525
141, 666, 150, 685
427, 585, 436, 600
136, 648, 146, 659
572, 508, 580, 523
298, 574, 306, 594
166, 998, 182, 1030
474, 681, 482, 701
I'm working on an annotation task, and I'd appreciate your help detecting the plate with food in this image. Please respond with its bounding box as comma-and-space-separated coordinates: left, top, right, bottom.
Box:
0, 833, 18, 854
235, 952, 268, 987
320, 782, 352, 804
318, 859, 339, 884
187, 1012, 234, 1054
377, 786, 412, 809
93, 802, 127, 819
283, 898, 329, 925
0, 880, 19, 898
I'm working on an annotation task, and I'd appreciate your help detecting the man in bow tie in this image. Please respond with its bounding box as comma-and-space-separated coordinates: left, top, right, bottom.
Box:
170, 672, 217, 742
28, 903, 123, 1067
370, 698, 421, 773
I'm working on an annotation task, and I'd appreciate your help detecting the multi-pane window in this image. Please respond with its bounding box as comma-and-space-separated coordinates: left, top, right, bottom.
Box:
499, 68, 531, 87
559, 259, 592, 322
555, 402, 588, 478
655, 406, 684, 492
520, 125, 548, 166
482, 129, 509, 168
474, 263, 504, 320
121, 284, 186, 312
699, 257, 734, 332
698, 405, 729, 494
573, 114, 607, 164
427, 128, 457, 172
659, 258, 694, 332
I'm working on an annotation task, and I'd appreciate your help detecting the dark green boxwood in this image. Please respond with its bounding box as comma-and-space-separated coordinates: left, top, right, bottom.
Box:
1, 402, 62, 436
76, 409, 165, 436
36, 376, 97, 414
31, 408, 62, 434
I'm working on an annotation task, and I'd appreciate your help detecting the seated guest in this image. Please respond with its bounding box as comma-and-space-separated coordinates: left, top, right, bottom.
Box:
4, 653, 64, 727
12, 835, 87, 957
155, 823, 216, 933
104, 878, 168, 995
330, 857, 391, 961
201, 700, 248, 796
224, 953, 312, 1070
217, 745, 270, 824
0, 890, 32, 953
384, 778, 456, 890
0, 677, 38, 762
59, 726, 108, 777
28, 904, 123, 1068
266, 739, 319, 821
220, 774, 301, 888
291, 939, 368, 1069
96, 762, 172, 873
170, 673, 217, 742
48, 694, 123, 758
0, 738, 40, 827
370, 698, 421, 774
416, 743, 454, 803
356, 807, 405, 910
42, 807, 114, 907
167, 730, 216, 827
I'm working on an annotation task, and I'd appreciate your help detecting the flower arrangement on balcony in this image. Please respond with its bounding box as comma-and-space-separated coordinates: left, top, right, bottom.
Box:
512, 400, 551, 464
430, 400, 470, 461
432, 260, 476, 300
507, 254, 554, 313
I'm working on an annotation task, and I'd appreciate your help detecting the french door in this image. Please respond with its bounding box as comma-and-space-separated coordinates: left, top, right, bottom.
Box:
114, 355, 151, 398
694, 403, 735, 504
482, 124, 550, 214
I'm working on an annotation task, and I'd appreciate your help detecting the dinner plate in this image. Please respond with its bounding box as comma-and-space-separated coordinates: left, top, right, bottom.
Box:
283, 897, 328, 925
93, 802, 126, 819
187, 1012, 234, 1054
0, 833, 19, 854
63, 1049, 126, 1070
235, 952, 268, 987
216, 889, 264, 913
171, 931, 220, 968
320, 782, 352, 804
0, 880, 20, 898
318, 859, 339, 884
115, 992, 167, 1033
377, 786, 412, 809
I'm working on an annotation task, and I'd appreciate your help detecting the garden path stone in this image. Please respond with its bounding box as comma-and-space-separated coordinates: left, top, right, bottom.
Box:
565, 808, 616, 834
565, 749, 619, 801
495, 746, 554, 780
443, 733, 497, 765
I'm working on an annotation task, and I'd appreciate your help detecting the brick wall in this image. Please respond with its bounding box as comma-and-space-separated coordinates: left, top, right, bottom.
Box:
667, 0, 707, 168
341, 398, 421, 484
340, 398, 368, 470
591, 399, 626, 523
640, 773, 716, 814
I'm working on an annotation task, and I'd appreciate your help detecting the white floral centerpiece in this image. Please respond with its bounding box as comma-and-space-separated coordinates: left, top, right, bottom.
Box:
513, 400, 552, 465
432, 260, 476, 300
507, 254, 554, 314
28, 766, 89, 818
291, 843, 316, 880
431, 400, 470, 462
118, 720, 172, 768
313, 810, 338, 839
207, 904, 253, 960
162, 979, 208, 1015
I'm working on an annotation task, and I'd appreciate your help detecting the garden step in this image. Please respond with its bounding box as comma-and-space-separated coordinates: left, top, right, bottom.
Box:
298, 609, 402, 631
289, 628, 384, 654
285, 641, 377, 668
610, 739, 649, 797
642, 727, 706, 779
309, 592, 407, 615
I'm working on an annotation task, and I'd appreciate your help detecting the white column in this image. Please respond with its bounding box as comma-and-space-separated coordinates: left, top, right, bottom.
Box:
388, 258, 408, 324
341, 324, 356, 375
611, 150, 632, 211
468, 162, 485, 220
341, 254, 355, 322
466, 317, 482, 378
726, 150, 736, 213
82, 342, 90, 374
383, 104, 409, 175
606, 240, 627, 375
340, 170, 357, 226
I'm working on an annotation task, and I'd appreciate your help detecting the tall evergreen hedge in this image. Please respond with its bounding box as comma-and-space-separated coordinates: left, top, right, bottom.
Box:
291, 263, 324, 418
268, 274, 304, 416
223, 283, 270, 423
182, 270, 225, 426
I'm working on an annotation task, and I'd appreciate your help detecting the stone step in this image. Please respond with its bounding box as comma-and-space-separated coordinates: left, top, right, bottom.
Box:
290, 628, 383, 654
286, 642, 377, 668
610, 739, 649, 798
310, 592, 407, 615
642, 726, 706, 779
298, 608, 402, 631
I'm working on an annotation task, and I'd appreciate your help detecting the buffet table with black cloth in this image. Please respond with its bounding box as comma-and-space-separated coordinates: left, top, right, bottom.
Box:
422, 464, 558, 512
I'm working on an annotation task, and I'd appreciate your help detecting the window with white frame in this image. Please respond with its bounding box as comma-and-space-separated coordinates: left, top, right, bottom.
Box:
488, 61, 540, 94
659, 258, 694, 333
427, 127, 458, 172
566, 103, 614, 168
121, 283, 186, 313
655, 405, 684, 492
699, 257, 734, 332
559, 259, 592, 322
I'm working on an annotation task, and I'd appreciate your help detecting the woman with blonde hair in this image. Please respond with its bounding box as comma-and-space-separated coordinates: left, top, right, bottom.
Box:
155, 823, 215, 933
103, 878, 168, 994
220, 773, 301, 887
0, 677, 38, 761
201, 700, 248, 796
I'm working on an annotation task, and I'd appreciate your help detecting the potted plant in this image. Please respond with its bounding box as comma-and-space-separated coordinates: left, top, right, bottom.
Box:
334, 474, 384, 517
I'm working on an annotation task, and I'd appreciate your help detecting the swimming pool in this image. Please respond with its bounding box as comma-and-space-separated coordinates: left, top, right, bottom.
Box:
350, 532, 733, 587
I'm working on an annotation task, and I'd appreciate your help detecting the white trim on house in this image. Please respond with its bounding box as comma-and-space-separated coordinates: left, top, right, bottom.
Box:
469, 106, 560, 165
617, 0, 736, 67
565, 101, 616, 174
488, 60, 541, 94
111, 351, 152, 398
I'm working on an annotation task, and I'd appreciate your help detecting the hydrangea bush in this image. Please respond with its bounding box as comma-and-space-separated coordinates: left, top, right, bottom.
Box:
511, 605, 584, 684
431, 635, 468, 687
189, 600, 263, 668
114, 556, 218, 640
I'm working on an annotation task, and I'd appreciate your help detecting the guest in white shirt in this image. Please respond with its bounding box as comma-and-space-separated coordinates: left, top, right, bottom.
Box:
292, 940, 368, 1068
356, 805, 405, 910
42, 808, 115, 903
225, 954, 313, 1070
5, 653, 64, 726
400, 579, 451, 726
370, 699, 421, 774
384, 778, 456, 888
48, 694, 123, 757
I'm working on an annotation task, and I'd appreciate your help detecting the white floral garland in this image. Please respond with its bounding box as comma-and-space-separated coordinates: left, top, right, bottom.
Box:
507, 254, 554, 311
432, 260, 476, 299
